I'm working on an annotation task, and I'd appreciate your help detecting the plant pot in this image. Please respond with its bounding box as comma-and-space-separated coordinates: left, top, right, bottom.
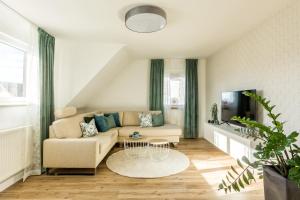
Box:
263, 165, 300, 200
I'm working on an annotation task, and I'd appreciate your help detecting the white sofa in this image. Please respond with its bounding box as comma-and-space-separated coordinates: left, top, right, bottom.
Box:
43, 110, 182, 173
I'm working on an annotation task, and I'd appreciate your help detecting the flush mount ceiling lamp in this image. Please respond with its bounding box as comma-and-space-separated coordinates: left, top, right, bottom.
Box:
125, 5, 167, 33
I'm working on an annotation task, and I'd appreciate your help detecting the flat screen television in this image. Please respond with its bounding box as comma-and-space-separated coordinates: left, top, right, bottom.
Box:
221, 89, 257, 126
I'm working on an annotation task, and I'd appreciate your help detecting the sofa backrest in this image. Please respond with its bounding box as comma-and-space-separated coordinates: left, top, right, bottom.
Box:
122, 110, 162, 126
122, 111, 139, 126
50, 112, 95, 138
49, 110, 162, 138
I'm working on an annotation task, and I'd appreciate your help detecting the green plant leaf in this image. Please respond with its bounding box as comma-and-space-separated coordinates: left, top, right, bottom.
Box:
238, 178, 244, 188
237, 159, 244, 169
233, 182, 240, 192
243, 174, 250, 185
231, 166, 239, 175
228, 171, 235, 179
222, 179, 227, 187
246, 169, 255, 182
218, 183, 224, 190
242, 156, 251, 165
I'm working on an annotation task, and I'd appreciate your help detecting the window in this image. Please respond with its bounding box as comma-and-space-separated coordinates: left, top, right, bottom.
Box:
0, 41, 26, 101
164, 74, 185, 107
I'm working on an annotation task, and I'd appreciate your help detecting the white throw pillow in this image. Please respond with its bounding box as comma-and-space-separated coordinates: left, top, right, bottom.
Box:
80, 119, 98, 137
138, 113, 153, 127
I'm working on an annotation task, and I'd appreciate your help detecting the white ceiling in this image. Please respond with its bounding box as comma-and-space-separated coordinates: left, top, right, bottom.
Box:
2, 0, 295, 58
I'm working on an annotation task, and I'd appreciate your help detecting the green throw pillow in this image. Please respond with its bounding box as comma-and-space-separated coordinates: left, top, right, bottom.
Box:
104, 112, 121, 127
152, 113, 164, 127
105, 115, 116, 129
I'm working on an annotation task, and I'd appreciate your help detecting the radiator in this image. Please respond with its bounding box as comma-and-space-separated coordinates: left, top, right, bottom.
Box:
0, 126, 32, 183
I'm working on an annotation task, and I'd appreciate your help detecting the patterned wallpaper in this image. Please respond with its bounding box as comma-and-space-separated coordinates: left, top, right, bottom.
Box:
206, 2, 300, 139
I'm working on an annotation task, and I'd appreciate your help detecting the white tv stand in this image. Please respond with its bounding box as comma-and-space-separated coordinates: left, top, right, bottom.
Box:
204, 122, 258, 161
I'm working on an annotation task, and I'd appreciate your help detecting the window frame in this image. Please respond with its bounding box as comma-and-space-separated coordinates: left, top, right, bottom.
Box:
0, 32, 29, 106
164, 73, 185, 109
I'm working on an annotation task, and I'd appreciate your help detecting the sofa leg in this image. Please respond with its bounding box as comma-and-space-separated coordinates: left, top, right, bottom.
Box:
172, 143, 178, 148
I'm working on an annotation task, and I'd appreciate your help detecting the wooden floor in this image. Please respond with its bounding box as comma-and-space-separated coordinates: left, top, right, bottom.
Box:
0, 139, 264, 200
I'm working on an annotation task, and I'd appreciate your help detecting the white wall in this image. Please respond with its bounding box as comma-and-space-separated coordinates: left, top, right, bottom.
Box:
54, 38, 125, 108
87, 59, 150, 110
0, 2, 32, 130
206, 2, 300, 137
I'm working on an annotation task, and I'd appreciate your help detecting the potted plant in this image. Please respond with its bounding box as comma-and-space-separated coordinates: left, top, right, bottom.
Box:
211, 103, 219, 125
218, 91, 300, 200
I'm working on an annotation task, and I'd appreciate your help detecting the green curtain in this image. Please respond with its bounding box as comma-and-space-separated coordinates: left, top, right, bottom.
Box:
184, 59, 198, 138
149, 59, 164, 112
38, 28, 55, 167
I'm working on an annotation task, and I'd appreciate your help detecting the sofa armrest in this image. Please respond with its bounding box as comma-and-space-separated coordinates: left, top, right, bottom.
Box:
43, 138, 99, 168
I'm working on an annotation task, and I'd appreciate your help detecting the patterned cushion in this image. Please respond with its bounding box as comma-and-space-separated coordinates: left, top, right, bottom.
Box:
138, 113, 153, 127
80, 119, 98, 137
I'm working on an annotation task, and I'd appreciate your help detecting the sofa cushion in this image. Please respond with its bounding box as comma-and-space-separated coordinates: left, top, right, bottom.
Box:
152, 113, 164, 127
138, 112, 153, 127
122, 111, 140, 126
118, 124, 182, 137
80, 119, 98, 138
97, 128, 118, 155
52, 114, 85, 138
106, 115, 116, 129
94, 115, 110, 132
104, 112, 121, 127
83, 127, 118, 154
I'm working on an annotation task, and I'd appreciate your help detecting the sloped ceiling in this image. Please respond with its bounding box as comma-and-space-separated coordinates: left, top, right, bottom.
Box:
53, 39, 126, 107
2, 0, 295, 58
68, 47, 131, 108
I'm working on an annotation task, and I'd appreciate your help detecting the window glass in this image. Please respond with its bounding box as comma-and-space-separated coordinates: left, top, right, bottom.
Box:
164, 74, 185, 106
0, 42, 26, 98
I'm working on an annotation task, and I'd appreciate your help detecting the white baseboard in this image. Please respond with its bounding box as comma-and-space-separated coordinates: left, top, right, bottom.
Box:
0, 171, 23, 192
0, 169, 41, 192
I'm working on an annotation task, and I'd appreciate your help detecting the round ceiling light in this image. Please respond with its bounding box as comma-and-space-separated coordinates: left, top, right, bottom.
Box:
125, 5, 167, 33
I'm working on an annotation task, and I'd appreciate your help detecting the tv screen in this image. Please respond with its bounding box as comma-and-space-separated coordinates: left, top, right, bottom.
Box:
221, 90, 257, 126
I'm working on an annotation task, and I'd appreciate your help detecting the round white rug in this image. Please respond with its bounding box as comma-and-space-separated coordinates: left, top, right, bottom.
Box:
106, 149, 190, 178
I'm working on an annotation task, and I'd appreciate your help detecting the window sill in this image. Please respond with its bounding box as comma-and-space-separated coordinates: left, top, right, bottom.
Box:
0, 100, 30, 107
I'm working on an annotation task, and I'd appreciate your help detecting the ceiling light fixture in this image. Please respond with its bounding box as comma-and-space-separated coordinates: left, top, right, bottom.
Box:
125, 5, 167, 33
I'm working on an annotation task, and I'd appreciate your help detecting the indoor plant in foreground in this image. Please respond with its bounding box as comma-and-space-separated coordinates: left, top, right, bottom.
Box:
218, 91, 300, 200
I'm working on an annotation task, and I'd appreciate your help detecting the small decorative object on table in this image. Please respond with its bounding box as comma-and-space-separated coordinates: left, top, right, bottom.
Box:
211, 103, 219, 125
129, 131, 142, 139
